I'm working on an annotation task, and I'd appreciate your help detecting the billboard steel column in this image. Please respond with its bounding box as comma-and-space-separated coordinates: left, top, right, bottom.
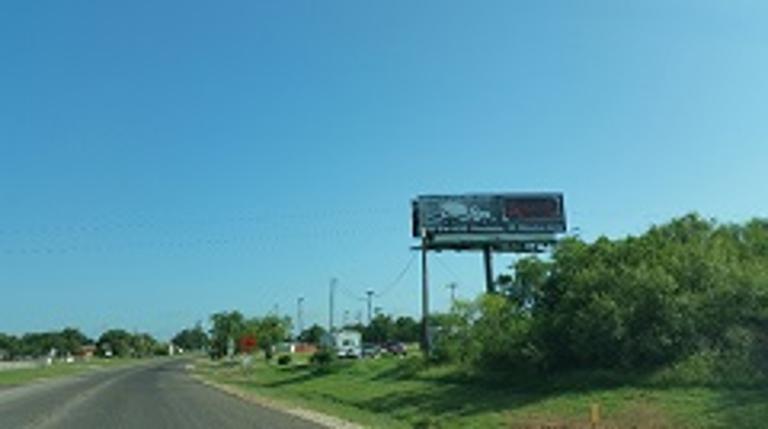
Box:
484, 246, 495, 294
421, 231, 430, 356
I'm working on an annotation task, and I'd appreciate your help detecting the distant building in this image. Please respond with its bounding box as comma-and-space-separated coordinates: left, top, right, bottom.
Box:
78, 345, 97, 359
275, 342, 296, 354
293, 343, 317, 354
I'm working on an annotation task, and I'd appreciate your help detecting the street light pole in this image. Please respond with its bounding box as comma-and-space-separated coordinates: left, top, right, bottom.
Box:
366, 290, 374, 324
297, 297, 304, 338
447, 282, 457, 305
329, 278, 337, 333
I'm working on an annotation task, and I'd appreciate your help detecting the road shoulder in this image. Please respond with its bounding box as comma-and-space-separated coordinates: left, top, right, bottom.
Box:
189, 367, 363, 429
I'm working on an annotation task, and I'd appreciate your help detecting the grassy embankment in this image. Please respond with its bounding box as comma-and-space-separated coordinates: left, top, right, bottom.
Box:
195, 353, 768, 429
0, 358, 146, 387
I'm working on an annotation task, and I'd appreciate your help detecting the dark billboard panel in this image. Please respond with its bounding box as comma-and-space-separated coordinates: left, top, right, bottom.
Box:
413, 193, 566, 238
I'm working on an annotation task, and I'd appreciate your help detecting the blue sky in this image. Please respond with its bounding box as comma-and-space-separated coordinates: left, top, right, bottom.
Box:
2, 1, 767, 339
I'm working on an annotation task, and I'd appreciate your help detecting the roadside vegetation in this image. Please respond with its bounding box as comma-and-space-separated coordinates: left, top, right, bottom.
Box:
422, 215, 768, 385
197, 214, 768, 428
196, 352, 768, 428
0, 358, 140, 387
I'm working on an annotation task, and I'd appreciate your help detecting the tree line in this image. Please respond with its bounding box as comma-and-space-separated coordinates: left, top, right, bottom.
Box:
0, 328, 170, 360
0, 312, 422, 361
203, 311, 422, 359
431, 214, 768, 380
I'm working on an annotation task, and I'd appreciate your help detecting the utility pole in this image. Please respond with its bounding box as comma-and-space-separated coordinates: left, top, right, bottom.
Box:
329, 278, 337, 333
447, 282, 458, 305
366, 290, 374, 324
297, 297, 304, 338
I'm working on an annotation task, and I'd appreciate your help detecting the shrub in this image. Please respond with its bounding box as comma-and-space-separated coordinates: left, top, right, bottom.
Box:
277, 354, 292, 366
429, 296, 538, 371
413, 416, 442, 429
153, 344, 169, 356
429, 301, 478, 365
310, 348, 335, 366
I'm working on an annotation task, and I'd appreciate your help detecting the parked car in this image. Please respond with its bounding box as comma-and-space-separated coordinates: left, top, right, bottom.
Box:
383, 341, 407, 356
362, 343, 382, 358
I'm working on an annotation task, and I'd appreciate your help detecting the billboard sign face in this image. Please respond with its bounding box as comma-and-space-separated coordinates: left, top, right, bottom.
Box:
412, 193, 566, 245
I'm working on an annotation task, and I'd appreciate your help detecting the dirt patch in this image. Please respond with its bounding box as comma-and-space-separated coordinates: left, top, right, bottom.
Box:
506, 402, 676, 429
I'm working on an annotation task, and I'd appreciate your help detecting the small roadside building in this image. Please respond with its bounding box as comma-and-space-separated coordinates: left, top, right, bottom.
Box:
333, 330, 362, 358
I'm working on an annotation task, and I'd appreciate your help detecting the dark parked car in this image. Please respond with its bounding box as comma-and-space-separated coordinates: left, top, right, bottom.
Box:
383, 341, 407, 356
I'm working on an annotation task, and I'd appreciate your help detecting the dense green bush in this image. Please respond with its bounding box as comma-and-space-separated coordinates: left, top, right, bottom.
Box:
277, 354, 292, 366
310, 348, 335, 366
431, 214, 768, 377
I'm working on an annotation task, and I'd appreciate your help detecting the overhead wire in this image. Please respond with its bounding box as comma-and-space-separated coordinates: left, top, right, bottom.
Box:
374, 252, 417, 298
0, 206, 401, 239
434, 254, 465, 287
0, 222, 405, 257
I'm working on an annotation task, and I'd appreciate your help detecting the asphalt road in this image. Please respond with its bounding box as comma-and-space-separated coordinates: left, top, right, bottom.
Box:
0, 360, 323, 429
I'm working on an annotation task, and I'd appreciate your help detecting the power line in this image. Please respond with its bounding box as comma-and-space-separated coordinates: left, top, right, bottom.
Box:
374, 253, 418, 298
434, 255, 465, 286
337, 282, 368, 302
0, 206, 402, 239
326, 254, 416, 325
0, 224, 405, 257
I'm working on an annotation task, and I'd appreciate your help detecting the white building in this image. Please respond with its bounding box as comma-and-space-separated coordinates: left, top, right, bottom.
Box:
333, 330, 362, 358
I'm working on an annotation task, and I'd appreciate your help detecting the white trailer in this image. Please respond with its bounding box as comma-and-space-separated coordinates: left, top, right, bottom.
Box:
333, 330, 362, 358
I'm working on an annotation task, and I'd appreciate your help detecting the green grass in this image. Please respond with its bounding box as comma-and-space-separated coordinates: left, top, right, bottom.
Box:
195, 355, 768, 429
0, 358, 146, 387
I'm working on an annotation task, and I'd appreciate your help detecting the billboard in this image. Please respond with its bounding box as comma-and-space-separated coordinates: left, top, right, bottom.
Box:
412, 193, 566, 246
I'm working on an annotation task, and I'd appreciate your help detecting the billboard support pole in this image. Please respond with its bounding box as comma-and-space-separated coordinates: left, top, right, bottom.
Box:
420, 230, 430, 356
483, 246, 495, 294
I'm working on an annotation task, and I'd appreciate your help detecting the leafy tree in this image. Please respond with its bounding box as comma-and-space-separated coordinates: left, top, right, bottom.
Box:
393, 316, 420, 343
528, 214, 768, 371
431, 214, 768, 376
11, 328, 92, 358
59, 328, 92, 355
243, 315, 291, 360
298, 324, 327, 344
172, 323, 209, 351
498, 257, 551, 310
209, 311, 246, 358
0, 333, 19, 360
471, 294, 538, 370
429, 301, 477, 364
97, 329, 134, 357
129, 333, 158, 357
363, 314, 395, 343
